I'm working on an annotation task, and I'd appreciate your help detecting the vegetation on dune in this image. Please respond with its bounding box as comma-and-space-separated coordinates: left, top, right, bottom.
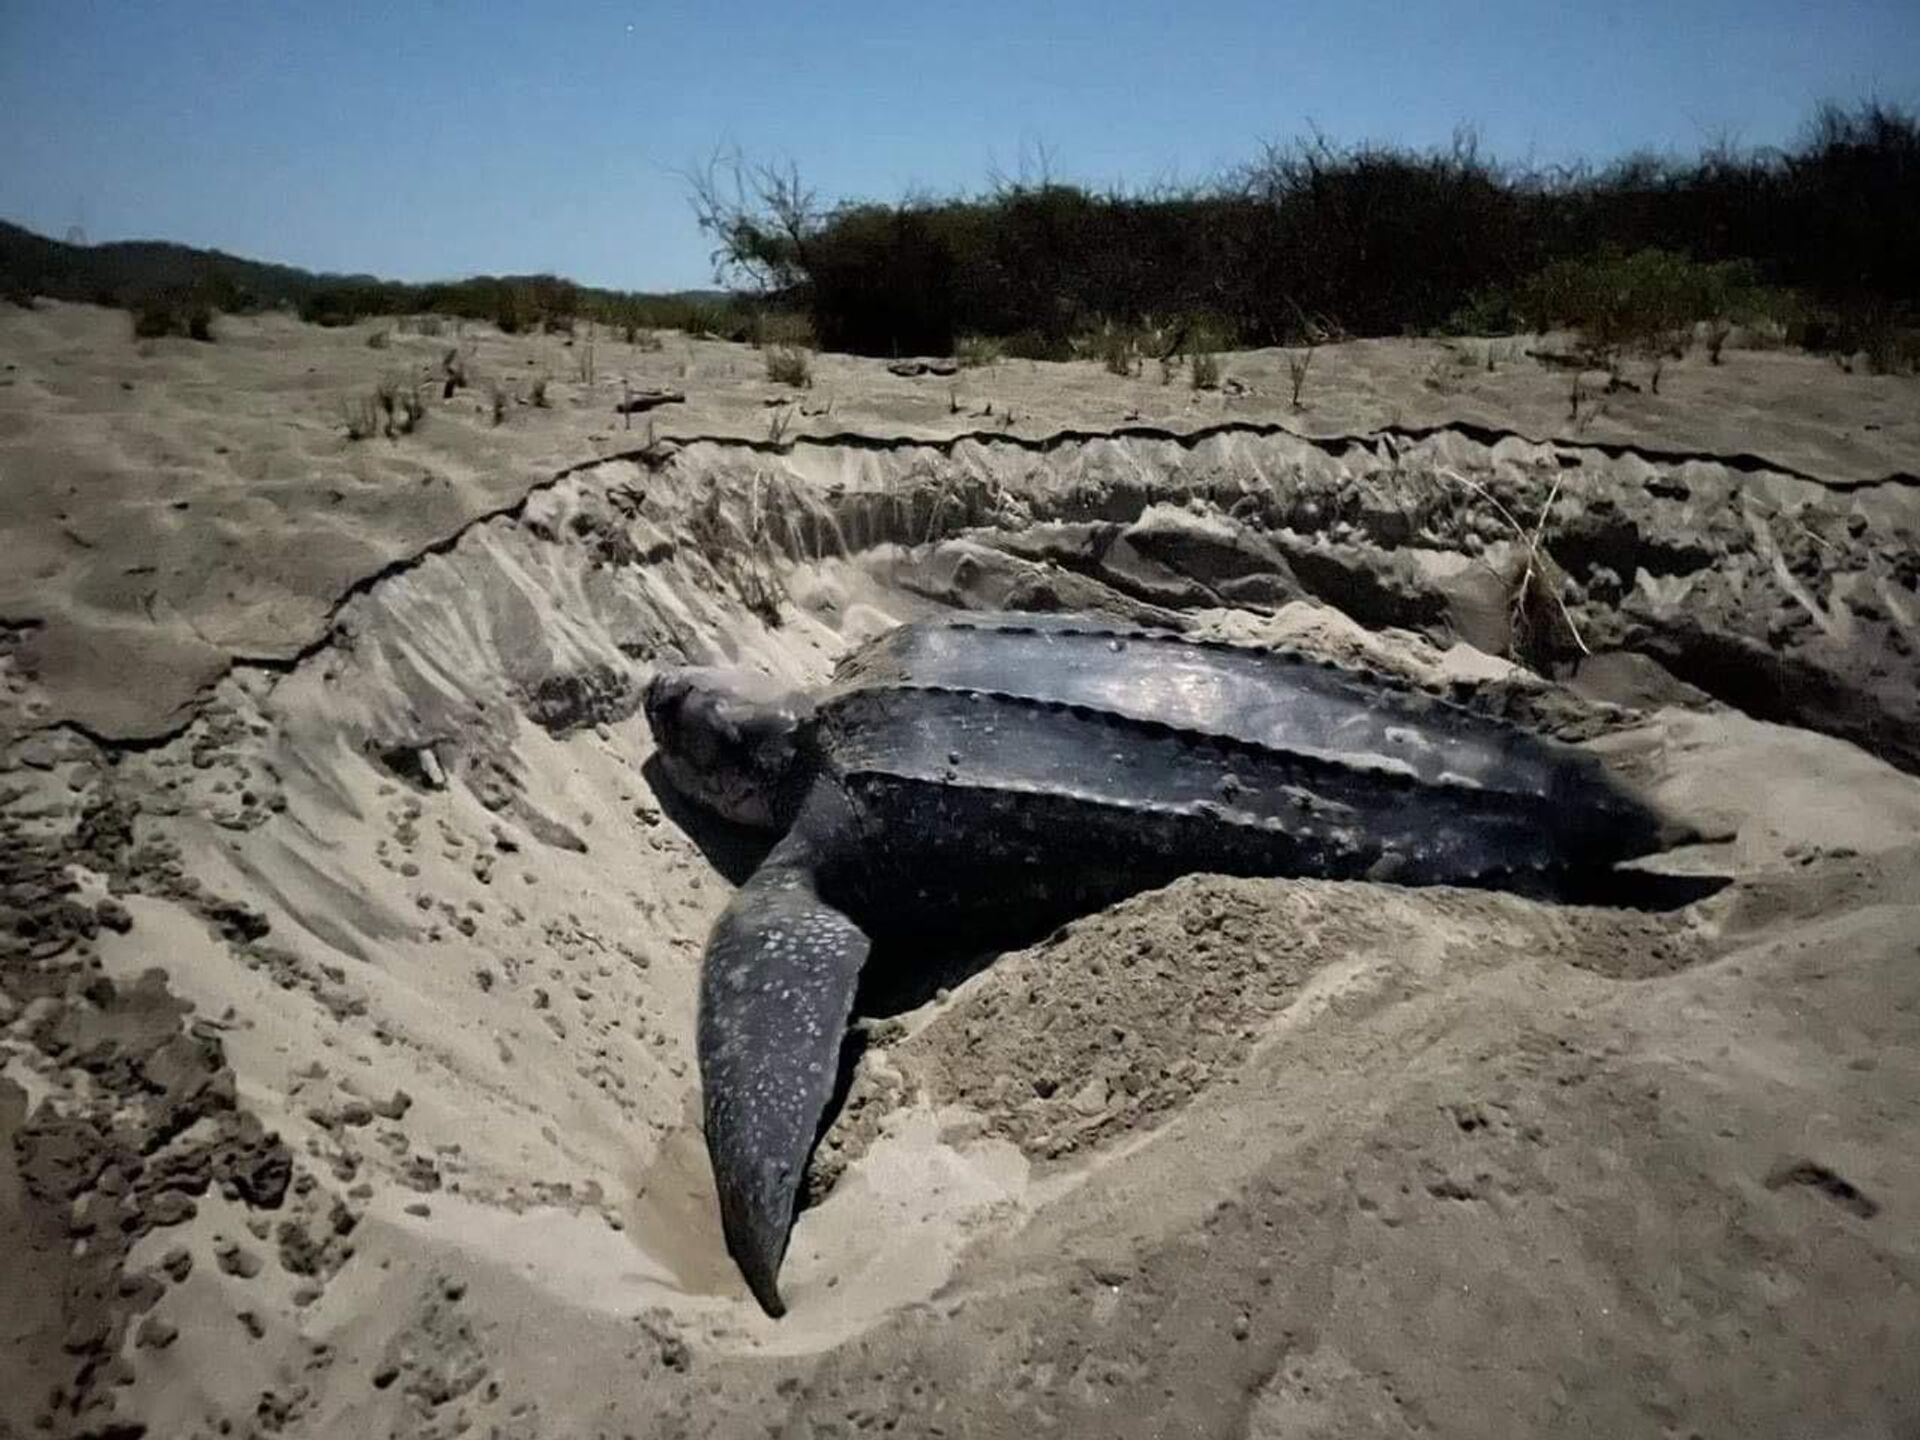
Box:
3, 100, 1914, 372
130, 290, 215, 341
689, 101, 1919, 367
0, 219, 757, 343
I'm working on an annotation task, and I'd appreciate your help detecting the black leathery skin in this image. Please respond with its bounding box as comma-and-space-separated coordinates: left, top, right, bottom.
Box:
673, 612, 1693, 1316
696, 780, 871, 1317
829, 612, 1570, 797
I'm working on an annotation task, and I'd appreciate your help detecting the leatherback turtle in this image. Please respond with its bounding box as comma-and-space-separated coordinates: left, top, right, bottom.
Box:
643, 612, 1697, 1315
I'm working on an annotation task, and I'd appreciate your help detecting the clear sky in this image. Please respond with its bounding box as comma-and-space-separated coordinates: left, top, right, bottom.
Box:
4, 0, 1915, 292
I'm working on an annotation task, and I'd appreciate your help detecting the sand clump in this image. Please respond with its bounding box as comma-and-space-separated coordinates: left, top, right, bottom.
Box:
0, 311, 1918, 1436
814, 877, 1711, 1190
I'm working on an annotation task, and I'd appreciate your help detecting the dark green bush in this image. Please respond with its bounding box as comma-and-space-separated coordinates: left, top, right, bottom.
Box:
1504, 248, 1795, 359
691, 101, 1918, 358
131, 292, 215, 341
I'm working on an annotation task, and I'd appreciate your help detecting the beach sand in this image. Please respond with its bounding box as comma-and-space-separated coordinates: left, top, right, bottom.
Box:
2, 300, 1917, 1438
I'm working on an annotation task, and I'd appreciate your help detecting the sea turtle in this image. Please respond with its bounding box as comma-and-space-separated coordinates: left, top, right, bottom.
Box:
643, 612, 1700, 1315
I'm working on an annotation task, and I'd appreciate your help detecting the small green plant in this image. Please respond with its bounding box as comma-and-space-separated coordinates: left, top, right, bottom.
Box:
1285, 347, 1314, 408
1511, 248, 1794, 375
766, 345, 812, 387
955, 334, 1002, 367
1190, 349, 1221, 391
1097, 325, 1138, 377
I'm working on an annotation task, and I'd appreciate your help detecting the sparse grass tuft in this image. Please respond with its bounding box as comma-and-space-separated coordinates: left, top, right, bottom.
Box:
1285, 347, 1314, 408
366, 328, 390, 349
440, 346, 469, 398
1100, 327, 1137, 376
1438, 467, 1589, 671
398, 383, 426, 434
1705, 318, 1731, 365
1190, 349, 1221, 391
765, 345, 812, 387
490, 383, 508, 425
686, 483, 787, 626
530, 375, 550, 407
341, 392, 381, 441
955, 334, 1003, 367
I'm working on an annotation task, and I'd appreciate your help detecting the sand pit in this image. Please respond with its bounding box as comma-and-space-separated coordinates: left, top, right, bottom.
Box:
2, 304, 1918, 1438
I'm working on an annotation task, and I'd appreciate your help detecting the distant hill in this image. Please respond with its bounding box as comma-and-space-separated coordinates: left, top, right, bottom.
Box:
0, 219, 743, 336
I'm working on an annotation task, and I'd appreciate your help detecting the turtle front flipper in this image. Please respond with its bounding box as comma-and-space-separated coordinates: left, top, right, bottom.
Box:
697, 782, 871, 1317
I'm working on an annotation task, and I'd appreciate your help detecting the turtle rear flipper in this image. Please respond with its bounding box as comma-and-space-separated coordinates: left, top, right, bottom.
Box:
697, 783, 871, 1317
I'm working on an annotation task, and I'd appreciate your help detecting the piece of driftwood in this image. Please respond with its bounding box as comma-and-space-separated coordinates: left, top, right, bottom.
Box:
615, 388, 686, 415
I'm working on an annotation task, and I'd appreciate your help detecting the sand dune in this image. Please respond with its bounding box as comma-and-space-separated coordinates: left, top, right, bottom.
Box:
2, 302, 1918, 1438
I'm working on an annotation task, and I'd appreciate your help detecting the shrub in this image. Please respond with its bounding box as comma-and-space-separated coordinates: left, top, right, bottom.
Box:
687, 102, 1918, 357
1190, 350, 1221, 390
130, 293, 215, 341
955, 334, 1003, 367
1094, 324, 1137, 376
1806, 299, 1920, 375
766, 345, 812, 387
299, 290, 363, 327
1286, 347, 1314, 407
1508, 248, 1796, 366
752, 310, 817, 350
341, 393, 380, 440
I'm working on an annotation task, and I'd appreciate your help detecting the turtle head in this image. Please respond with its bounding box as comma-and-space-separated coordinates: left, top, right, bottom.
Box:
644, 667, 810, 829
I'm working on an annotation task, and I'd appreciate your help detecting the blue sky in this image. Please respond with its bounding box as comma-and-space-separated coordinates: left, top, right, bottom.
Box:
3, 0, 1915, 291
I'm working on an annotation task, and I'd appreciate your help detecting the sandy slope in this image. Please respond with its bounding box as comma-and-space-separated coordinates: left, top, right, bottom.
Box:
3, 301, 1917, 738
2, 302, 1919, 1439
